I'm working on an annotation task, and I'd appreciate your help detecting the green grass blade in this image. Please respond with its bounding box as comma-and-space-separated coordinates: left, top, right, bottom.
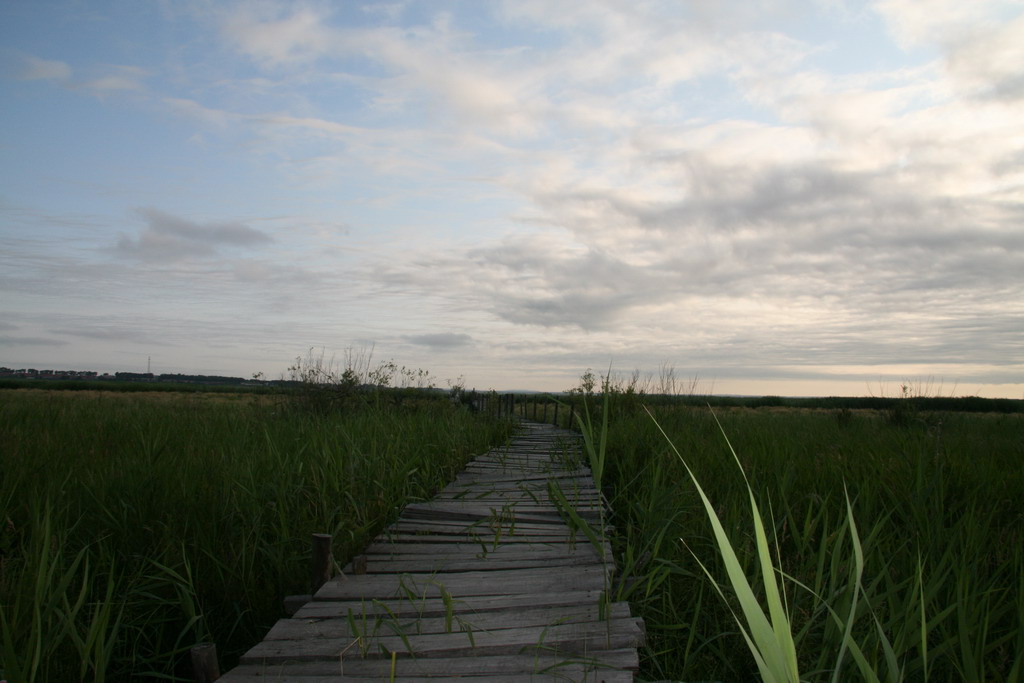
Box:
647, 406, 798, 682
709, 408, 799, 679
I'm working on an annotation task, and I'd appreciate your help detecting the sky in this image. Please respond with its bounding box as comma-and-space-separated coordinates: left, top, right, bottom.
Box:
1, 0, 1022, 397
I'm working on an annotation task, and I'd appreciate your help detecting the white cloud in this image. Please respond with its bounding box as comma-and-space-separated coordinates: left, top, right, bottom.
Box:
945, 14, 1024, 101
255, 113, 371, 139
18, 55, 71, 81
874, 0, 1011, 48
221, 3, 335, 66
164, 97, 235, 128
82, 75, 142, 93
875, 0, 1024, 101
13, 58, 147, 95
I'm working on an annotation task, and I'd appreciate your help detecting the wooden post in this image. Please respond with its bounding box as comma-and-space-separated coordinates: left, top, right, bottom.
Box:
553, 401, 559, 427
542, 401, 548, 423
191, 642, 220, 682
311, 533, 333, 594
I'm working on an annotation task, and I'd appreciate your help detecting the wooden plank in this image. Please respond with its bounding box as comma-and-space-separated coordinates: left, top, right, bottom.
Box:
382, 522, 602, 539
224, 649, 637, 680
439, 488, 597, 499
448, 471, 594, 485
363, 540, 607, 556
313, 565, 611, 601
358, 546, 612, 566
386, 517, 583, 532
240, 616, 644, 662
228, 649, 639, 675
373, 533, 597, 547
401, 504, 602, 519
380, 525, 571, 539
399, 508, 603, 525
267, 602, 633, 641
221, 675, 634, 683
342, 554, 604, 574
430, 495, 603, 507
294, 589, 608, 620
406, 500, 603, 513
385, 515, 608, 531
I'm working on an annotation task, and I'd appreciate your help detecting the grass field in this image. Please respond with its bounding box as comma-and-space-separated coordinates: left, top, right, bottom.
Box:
0, 387, 513, 682
4, 381, 1021, 681
552, 394, 1023, 681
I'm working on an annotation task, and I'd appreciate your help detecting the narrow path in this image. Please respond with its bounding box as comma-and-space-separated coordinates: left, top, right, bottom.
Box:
221, 421, 643, 682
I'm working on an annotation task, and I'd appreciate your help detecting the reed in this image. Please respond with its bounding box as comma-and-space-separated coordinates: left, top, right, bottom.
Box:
579, 398, 1022, 681
0, 388, 512, 681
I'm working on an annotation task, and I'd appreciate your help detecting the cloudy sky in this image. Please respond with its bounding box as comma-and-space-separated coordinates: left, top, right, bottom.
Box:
2, 1, 1022, 397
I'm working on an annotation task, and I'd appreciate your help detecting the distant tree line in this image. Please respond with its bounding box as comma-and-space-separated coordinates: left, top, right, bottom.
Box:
148, 372, 259, 385
1, 367, 271, 387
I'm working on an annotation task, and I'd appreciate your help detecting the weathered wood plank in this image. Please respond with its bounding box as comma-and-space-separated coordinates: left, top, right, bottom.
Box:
444, 484, 598, 498
385, 515, 608, 531
241, 616, 644, 662
313, 565, 611, 601
355, 549, 612, 569
380, 528, 598, 540
220, 675, 634, 683
342, 554, 604, 574
399, 508, 603, 525
401, 504, 603, 519
224, 648, 637, 680
373, 533, 597, 547
294, 589, 608, 620
363, 540, 607, 557
407, 499, 603, 512
448, 471, 593, 485
379, 529, 577, 544
386, 516, 582, 531
266, 602, 633, 641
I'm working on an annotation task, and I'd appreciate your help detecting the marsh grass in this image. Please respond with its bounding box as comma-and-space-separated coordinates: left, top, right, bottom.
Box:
0, 388, 511, 681
557, 396, 1022, 681
650, 406, 800, 682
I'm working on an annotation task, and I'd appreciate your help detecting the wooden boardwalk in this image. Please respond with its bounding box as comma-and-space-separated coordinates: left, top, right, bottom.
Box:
220, 421, 644, 682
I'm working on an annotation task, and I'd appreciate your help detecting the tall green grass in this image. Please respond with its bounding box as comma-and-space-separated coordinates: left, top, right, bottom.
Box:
0, 389, 512, 681
558, 399, 1022, 681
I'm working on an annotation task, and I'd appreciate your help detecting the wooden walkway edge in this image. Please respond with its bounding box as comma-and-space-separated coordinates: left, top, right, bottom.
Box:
220, 421, 644, 681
